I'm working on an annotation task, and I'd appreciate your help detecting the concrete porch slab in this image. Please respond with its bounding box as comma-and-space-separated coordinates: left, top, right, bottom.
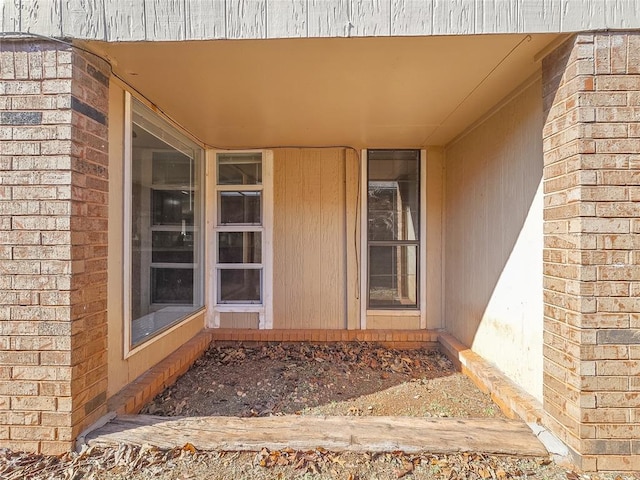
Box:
85, 414, 548, 457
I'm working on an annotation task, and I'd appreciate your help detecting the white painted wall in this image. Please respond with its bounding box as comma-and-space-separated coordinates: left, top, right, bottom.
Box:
444, 77, 544, 402
3, 0, 640, 41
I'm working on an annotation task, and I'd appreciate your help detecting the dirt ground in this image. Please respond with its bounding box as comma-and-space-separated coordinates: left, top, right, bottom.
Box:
2, 342, 639, 479
141, 342, 503, 419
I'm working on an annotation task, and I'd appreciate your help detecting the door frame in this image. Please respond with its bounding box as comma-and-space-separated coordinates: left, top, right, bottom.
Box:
359, 149, 428, 329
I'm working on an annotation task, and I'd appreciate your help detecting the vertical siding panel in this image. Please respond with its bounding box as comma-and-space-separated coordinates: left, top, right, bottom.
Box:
284, 150, 302, 327
273, 149, 346, 329
219, 312, 259, 328
185, 0, 226, 39
62, 0, 106, 39
350, 0, 391, 36
145, 0, 185, 41
432, 0, 474, 35
21, 0, 63, 36
345, 149, 361, 329
320, 150, 345, 329
272, 150, 287, 328
308, 0, 350, 37
476, 0, 521, 34
561, 0, 607, 31
227, 0, 266, 39
519, 0, 561, 32
266, 0, 307, 38
444, 80, 543, 395
104, 0, 146, 41
606, 0, 640, 28
487, 136, 505, 304
367, 315, 420, 329
426, 148, 443, 330
302, 151, 322, 327
390, 0, 433, 36
1, 0, 20, 32
444, 147, 463, 337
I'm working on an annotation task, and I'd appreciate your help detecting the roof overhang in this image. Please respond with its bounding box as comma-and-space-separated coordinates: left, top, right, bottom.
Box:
87, 33, 561, 148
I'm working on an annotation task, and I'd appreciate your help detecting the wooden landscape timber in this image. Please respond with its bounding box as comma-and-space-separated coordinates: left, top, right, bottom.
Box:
85, 414, 548, 457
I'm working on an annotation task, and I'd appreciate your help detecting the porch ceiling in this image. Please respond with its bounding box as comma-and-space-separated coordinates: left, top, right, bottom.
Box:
89, 33, 560, 148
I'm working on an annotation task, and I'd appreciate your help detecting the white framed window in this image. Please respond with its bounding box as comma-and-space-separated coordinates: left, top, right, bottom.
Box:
207, 150, 273, 328
360, 149, 427, 328
124, 93, 205, 351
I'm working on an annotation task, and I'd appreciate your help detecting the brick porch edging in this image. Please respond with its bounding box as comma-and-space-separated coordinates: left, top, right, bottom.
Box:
438, 333, 545, 424
107, 330, 214, 414
209, 328, 440, 349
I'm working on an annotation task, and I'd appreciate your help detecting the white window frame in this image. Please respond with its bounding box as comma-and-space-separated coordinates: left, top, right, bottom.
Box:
123, 92, 206, 357
360, 149, 428, 329
206, 150, 273, 329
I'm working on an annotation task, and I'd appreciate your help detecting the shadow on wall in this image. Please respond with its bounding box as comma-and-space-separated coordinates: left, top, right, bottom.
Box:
443, 76, 546, 402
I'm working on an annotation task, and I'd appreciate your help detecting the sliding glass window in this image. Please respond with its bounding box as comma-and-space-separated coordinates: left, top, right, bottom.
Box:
367, 150, 420, 309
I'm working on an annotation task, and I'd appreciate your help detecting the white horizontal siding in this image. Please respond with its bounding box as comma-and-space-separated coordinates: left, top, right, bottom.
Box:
5, 0, 640, 41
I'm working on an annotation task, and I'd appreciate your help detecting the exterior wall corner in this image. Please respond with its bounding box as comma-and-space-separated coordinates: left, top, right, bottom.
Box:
0, 39, 110, 454
542, 31, 640, 472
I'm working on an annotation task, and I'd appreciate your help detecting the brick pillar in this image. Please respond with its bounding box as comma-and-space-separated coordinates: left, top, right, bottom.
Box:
0, 40, 109, 454
543, 32, 640, 472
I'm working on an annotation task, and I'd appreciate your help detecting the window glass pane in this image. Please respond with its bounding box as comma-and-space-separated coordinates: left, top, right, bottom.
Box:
219, 269, 261, 303
218, 153, 262, 185
368, 245, 418, 308
218, 232, 262, 263
152, 151, 193, 186
219, 191, 261, 225
152, 268, 194, 304
152, 231, 194, 263
152, 190, 195, 226
368, 150, 419, 241
130, 99, 204, 348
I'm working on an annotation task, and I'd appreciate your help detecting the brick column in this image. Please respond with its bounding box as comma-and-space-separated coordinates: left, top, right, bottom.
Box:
0, 39, 109, 454
543, 32, 640, 472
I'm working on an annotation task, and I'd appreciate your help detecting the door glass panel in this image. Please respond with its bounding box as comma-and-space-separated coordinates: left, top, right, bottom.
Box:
219, 191, 261, 225
368, 243, 418, 308
219, 269, 261, 303
368, 151, 419, 241
218, 232, 262, 263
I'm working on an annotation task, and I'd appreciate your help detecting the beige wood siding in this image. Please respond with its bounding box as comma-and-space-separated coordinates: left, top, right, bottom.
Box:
273, 149, 347, 329
443, 77, 544, 401
345, 149, 361, 329
107, 81, 204, 398
366, 314, 421, 330
426, 147, 444, 329
219, 312, 260, 329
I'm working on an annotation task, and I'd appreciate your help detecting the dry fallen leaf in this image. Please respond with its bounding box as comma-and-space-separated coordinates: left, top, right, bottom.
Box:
395, 459, 415, 478
182, 443, 197, 454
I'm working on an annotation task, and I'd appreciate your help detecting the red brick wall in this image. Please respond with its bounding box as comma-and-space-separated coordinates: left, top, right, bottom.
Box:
0, 40, 109, 454
543, 32, 640, 472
